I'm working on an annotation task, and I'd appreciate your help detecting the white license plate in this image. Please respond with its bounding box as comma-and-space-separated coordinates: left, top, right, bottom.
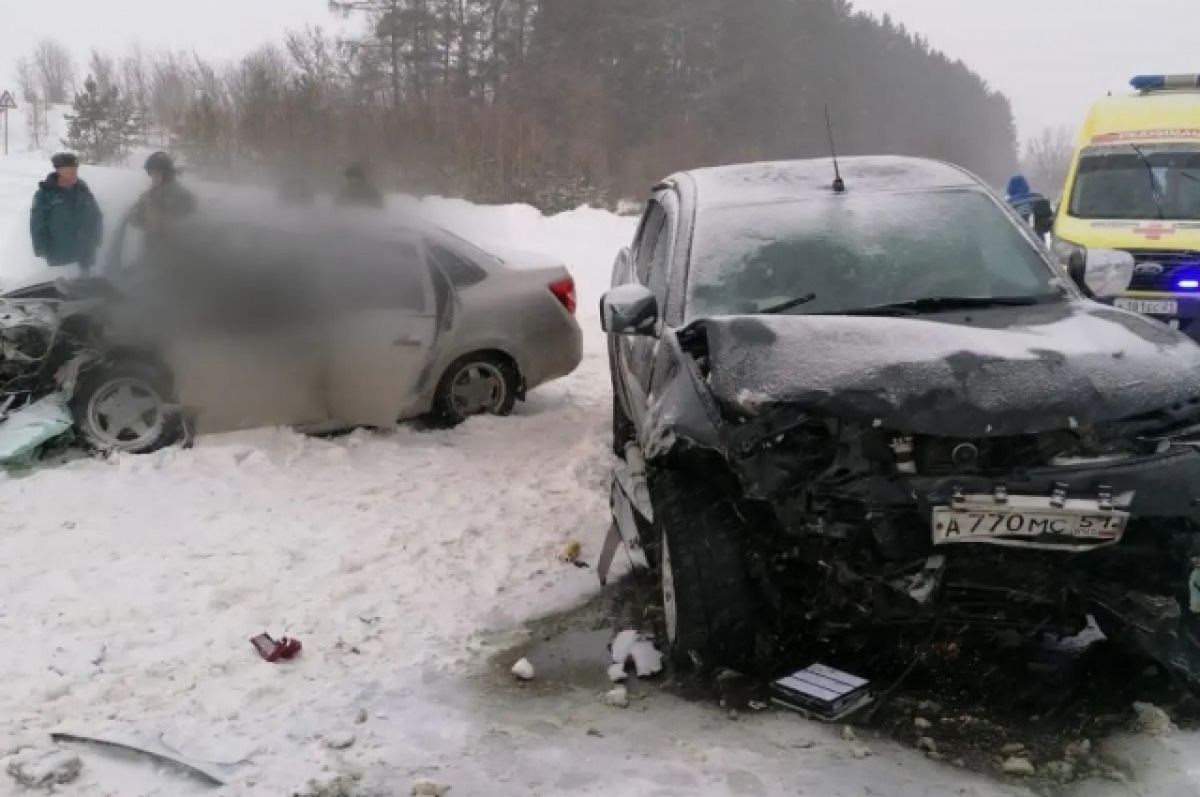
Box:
1115, 297, 1178, 316
933, 494, 1129, 549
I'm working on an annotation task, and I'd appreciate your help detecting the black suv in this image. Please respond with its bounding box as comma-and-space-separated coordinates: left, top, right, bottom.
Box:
602, 155, 1200, 681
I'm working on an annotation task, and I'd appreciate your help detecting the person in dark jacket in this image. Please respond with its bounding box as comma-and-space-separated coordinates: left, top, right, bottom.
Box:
1005, 175, 1055, 237
336, 163, 385, 209
29, 152, 104, 273
131, 151, 197, 234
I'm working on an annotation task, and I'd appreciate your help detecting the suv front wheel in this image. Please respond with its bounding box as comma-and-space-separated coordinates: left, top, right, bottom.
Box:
653, 470, 760, 671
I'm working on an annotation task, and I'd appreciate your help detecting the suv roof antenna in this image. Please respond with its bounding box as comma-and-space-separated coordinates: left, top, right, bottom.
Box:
824, 105, 846, 193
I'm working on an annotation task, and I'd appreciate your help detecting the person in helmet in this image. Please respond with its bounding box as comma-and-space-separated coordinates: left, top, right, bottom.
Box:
336, 163, 384, 209
1005, 175, 1054, 238
130, 151, 197, 235
29, 152, 104, 274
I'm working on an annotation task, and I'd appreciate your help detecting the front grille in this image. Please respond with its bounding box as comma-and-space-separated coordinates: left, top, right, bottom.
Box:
914, 431, 1082, 475
1124, 249, 1200, 292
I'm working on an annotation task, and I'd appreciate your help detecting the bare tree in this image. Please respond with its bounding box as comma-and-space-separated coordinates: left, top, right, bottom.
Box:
31, 39, 76, 104
89, 50, 118, 94
16, 57, 48, 150
1023, 126, 1077, 200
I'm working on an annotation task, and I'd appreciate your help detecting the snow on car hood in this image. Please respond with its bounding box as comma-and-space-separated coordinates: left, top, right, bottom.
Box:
702, 302, 1200, 437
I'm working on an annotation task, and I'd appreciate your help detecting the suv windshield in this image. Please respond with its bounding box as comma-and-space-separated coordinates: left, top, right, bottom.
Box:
687, 189, 1060, 318
1069, 145, 1200, 220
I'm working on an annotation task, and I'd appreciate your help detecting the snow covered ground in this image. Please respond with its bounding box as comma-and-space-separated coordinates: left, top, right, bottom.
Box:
0, 144, 1195, 795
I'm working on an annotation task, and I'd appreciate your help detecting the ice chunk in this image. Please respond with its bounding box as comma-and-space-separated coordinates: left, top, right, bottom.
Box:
511, 658, 535, 681
610, 630, 663, 678
6, 747, 82, 787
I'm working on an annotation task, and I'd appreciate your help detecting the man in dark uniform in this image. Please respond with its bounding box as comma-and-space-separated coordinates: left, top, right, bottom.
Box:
29, 152, 104, 274
131, 151, 197, 235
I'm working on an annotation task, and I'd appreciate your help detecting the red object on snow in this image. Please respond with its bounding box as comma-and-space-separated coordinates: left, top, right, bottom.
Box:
251, 633, 303, 662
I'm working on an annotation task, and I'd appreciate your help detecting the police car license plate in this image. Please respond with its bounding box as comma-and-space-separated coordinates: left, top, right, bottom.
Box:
932, 494, 1128, 548
1115, 297, 1178, 316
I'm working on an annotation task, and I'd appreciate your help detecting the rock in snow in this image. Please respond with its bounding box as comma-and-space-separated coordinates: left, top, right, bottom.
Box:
5, 748, 82, 787
511, 658, 536, 681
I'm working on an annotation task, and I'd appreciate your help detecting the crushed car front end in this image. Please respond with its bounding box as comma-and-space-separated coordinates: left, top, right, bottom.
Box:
665, 308, 1200, 679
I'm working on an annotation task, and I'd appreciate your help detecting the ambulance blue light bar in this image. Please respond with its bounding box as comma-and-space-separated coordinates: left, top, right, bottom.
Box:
1132, 74, 1200, 91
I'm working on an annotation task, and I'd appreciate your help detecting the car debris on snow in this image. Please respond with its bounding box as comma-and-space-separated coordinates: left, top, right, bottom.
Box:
49, 731, 225, 786
1000, 757, 1036, 777
0, 394, 73, 468
603, 685, 630, 708
250, 632, 302, 662
606, 662, 628, 683
1132, 701, 1176, 736
511, 658, 536, 681
412, 777, 451, 796
609, 630, 662, 678
5, 747, 81, 788
770, 664, 872, 721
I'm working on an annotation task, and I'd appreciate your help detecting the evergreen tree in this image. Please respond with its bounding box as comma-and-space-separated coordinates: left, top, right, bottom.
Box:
62, 76, 140, 164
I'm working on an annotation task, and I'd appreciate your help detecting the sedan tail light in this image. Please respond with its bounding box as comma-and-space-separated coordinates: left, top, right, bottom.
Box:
549, 276, 577, 315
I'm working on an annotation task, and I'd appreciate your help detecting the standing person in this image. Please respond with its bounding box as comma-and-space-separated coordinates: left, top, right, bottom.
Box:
1005, 175, 1055, 238
131, 151, 197, 235
29, 152, 104, 275
336, 163, 384, 209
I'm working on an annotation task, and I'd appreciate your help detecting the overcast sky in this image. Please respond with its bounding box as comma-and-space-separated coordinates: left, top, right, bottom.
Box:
1, 0, 1197, 144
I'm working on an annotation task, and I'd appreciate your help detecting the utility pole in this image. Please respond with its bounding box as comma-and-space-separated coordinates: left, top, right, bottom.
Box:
0, 90, 16, 156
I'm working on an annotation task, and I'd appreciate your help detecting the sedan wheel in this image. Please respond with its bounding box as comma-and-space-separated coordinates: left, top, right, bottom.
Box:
449, 362, 508, 417
85, 376, 168, 451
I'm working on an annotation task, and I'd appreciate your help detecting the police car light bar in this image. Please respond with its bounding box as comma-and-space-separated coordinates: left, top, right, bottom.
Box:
1132, 74, 1200, 92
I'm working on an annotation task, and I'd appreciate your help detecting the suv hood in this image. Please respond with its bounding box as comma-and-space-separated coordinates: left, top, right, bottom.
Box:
702, 302, 1200, 437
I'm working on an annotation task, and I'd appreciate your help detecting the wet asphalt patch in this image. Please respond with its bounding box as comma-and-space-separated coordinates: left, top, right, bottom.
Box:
487, 573, 1200, 791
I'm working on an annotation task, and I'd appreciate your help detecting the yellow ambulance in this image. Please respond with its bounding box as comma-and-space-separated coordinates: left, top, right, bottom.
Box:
1053, 74, 1200, 337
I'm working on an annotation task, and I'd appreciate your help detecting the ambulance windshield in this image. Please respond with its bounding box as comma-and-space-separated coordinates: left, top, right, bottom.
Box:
1070, 145, 1200, 220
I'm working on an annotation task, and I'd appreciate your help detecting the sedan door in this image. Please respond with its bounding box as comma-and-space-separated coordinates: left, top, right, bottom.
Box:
321, 239, 438, 428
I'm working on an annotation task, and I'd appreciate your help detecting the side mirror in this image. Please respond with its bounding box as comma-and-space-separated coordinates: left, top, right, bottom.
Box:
601, 284, 659, 337
1069, 248, 1134, 299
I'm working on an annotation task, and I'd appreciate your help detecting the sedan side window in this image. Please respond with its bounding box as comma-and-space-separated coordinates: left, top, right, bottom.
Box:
634, 203, 667, 285
428, 243, 488, 289
332, 241, 429, 313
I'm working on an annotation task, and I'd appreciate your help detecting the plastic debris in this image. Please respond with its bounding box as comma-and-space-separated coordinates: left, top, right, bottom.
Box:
772, 664, 872, 721
603, 685, 630, 708
412, 777, 450, 796
511, 658, 535, 681
1001, 757, 1035, 777
0, 395, 73, 469
6, 748, 81, 787
250, 633, 302, 662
